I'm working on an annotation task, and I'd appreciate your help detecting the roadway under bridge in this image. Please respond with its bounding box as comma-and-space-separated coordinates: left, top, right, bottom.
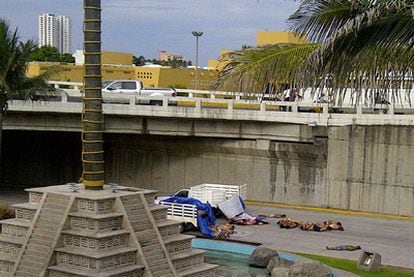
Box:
2, 95, 414, 217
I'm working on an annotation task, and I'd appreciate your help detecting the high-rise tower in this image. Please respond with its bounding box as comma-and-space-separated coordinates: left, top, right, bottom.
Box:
38, 13, 71, 54
56, 15, 71, 54
38, 13, 56, 48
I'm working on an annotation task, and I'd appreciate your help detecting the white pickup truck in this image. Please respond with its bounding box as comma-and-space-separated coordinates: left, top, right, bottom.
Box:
156, 183, 248, 229
102, 79, 176, 105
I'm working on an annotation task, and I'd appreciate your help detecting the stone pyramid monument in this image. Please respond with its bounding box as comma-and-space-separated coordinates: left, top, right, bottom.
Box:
0, 184, 217, 276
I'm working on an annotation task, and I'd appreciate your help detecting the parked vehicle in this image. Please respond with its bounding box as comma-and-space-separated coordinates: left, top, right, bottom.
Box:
155, 183, 248, 229
102, 79, 176, 105
159, 201, 198, 228
155, 183, 247, 207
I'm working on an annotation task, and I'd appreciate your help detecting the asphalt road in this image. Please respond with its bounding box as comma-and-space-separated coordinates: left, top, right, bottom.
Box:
220, 204, 414, 269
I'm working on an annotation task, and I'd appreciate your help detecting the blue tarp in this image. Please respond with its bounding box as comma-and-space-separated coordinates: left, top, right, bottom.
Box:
162, 196, 217, 238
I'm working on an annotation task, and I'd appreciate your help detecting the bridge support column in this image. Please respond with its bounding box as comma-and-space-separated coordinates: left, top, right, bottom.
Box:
357, 104, 363, 115
292, 103, 298, 113
195, 99, 201, 111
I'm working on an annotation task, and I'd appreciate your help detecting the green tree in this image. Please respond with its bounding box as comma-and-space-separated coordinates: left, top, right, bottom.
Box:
0, 19, 53, 170
30, 46, 61, 62
60, 53, 75, 63
215, 0, 414, 102
161, 58, 187, 68
30, 46, 75, 63
133, 55, 146, 66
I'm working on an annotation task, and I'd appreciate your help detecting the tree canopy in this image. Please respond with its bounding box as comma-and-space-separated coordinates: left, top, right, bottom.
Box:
30, 46, 75, 63
215, 0, 414, 103
0, 19, 52, 112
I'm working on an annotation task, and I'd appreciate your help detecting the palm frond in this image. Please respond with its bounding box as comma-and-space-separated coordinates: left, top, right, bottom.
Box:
0, 18, 56, 111
214, 43, 318, 94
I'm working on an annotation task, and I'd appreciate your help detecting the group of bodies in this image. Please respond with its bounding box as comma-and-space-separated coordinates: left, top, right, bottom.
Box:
277, 217, 344, 232
209, 214, 362, 251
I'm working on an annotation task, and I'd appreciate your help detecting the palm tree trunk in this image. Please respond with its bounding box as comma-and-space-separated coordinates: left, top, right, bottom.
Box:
0, 110, 3, 184
82, 0, 104, 190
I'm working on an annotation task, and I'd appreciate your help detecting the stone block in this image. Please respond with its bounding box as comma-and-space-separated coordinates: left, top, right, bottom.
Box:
248, 246, 279, 268
76, 198, 115, 214
357, 251, 381, 271
69, 214, 123, 233
62, 232, 129, 252
56, 250, 137, 272
29, 192, 44, 204
172, 251, 205, 272
289, 260, 333, 277
271, 267, 289, 277
0, 260, 15, 273
267, 256, 294, 272
0, 240, 22, 257
158, 222, 181, 237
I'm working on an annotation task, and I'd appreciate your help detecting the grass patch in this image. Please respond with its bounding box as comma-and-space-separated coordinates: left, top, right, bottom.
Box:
297, 253, 414, 277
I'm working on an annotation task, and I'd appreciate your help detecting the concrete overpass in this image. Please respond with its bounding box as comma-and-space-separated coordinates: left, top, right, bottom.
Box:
2, 88, 414, 217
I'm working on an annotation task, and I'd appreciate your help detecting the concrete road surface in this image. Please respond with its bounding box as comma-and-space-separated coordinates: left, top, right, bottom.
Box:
222, 204, 414, 269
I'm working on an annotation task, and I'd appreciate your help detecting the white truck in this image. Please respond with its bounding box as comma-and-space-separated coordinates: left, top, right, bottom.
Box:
156, 183, 247, 228
102, 79, 176, 105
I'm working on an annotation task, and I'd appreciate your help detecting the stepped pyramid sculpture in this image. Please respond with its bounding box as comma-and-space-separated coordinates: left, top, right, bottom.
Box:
0, 184, 217, 276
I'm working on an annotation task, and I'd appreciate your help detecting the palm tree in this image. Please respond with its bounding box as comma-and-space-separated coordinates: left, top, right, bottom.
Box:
82, 0, 104, 190
215, 0, 414, 104
0, 19, 52, 171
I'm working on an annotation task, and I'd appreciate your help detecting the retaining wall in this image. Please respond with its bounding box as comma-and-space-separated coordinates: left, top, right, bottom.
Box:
1, 126, 413, 216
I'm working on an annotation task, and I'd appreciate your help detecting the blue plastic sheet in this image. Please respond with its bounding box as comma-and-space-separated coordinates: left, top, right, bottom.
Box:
163, 196, 217, 238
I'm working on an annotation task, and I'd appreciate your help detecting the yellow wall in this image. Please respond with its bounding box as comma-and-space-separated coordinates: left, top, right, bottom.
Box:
27, 62, 217, 89
102, 51, 133, 65
256, 31, 307, 46
208, 49, 232, 71
27, 62, 135, 82
134, 66, 217, 89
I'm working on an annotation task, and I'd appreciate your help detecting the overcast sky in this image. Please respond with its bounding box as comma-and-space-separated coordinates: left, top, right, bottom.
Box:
0, 0, 299, 66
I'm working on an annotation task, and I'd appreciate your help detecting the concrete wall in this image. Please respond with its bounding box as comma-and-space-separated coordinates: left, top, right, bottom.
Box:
103, 134, 328, 207
2, 126, 414, 216
327, 126, 414, 216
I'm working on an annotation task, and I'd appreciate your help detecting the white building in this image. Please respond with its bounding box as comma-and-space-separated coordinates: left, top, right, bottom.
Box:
38, 13, 71, 54
38, 13, 56, 48
56, 16, 71, 54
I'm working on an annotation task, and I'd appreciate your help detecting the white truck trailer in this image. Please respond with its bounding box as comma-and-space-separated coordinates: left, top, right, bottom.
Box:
156, 183, 247, 228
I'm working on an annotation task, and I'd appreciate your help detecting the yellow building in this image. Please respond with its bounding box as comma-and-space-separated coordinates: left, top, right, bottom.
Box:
135, 66, 217, 90
72, 50, 133, 66
27, 63, 217, 90
159, 50, 185, 62
256, 31, 307, 46
27, 32, 307, 89
27, 62, 135, 82
208, 49, 232, 71
207, 31, 307, 71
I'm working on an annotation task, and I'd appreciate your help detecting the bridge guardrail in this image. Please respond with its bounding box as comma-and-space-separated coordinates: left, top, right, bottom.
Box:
17, 81, 412, 127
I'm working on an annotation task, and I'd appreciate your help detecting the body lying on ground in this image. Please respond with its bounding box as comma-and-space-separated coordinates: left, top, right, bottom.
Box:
277, 218, 303, 229
277, 218, 344, 232
211, 223, 236, 239
326, 245, 361, 251
229, 212, 268, 225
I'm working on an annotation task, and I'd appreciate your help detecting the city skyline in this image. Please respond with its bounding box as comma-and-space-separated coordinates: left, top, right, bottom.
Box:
1, 0, 299, 66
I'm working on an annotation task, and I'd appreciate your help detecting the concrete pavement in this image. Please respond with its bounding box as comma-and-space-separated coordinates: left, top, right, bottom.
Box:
222, 204, 414, 270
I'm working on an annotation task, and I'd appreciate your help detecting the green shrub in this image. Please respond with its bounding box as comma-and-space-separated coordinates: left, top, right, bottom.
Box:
0, 203, 15, 220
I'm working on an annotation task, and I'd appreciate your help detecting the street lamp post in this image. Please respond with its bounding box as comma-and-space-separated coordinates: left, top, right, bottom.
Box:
192, 31, 203, 90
